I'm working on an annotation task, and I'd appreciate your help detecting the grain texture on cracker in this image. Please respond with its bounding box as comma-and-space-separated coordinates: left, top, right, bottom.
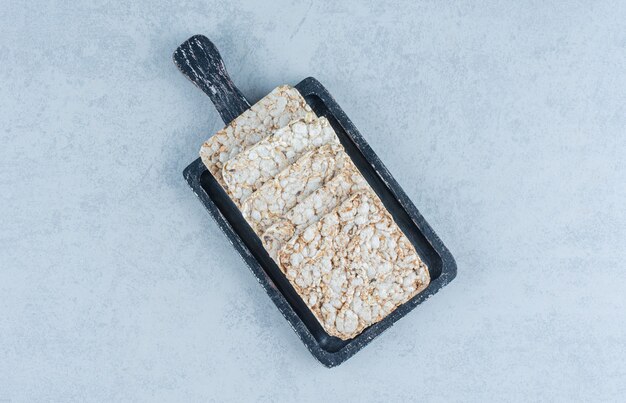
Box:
222, 117, 339, 205
241, 144, 349, 236
199, 85, 314, 187
278, 190, 430, 340
261, 163, 368, 260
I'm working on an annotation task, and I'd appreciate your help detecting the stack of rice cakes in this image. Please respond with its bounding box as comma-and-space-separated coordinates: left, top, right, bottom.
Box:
200, 85, 430, 340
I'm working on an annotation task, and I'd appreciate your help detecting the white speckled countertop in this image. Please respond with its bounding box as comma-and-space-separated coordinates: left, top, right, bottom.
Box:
1, 1, 625, 401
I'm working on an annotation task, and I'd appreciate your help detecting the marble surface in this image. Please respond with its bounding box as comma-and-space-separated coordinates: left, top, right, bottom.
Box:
1, 1, 625, 401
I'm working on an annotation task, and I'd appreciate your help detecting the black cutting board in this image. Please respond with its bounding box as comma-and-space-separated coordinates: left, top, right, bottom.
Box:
174, 35, 457, 367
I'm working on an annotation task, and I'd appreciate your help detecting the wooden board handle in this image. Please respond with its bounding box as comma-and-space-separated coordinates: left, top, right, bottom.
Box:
173, 35, 251, 125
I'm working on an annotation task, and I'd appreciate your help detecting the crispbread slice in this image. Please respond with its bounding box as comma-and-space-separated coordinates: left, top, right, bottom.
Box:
278, 190, 430, 340
199, 85, 314, 187
261, 162, 368, 260
241, 144, 349, 236
222, 116, 339, 206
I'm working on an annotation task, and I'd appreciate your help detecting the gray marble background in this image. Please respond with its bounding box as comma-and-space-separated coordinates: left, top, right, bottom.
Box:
1, 0, 625, 401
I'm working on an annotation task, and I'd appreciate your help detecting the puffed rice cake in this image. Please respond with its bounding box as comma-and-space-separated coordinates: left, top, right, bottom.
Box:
278, 190, 430, 340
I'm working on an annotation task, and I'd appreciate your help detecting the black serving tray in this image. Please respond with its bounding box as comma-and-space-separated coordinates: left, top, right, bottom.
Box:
174, 35, 457, 367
